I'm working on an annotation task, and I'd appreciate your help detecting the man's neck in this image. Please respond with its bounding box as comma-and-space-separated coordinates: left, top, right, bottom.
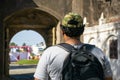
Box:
64, 36, 81, 45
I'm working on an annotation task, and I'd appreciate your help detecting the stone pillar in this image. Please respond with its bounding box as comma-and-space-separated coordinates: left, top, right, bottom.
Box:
117, 23, 120, 59
72, 0, 83, 16
52, 27, 56, 45
4, 27, 9, 77
0, 20, 5, 79
56, 22, 63, 44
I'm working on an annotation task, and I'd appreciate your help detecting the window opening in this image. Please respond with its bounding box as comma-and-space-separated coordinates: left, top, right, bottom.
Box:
109, 39, 118, 59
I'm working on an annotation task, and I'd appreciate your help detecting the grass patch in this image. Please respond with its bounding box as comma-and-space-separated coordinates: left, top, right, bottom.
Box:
16, 59, 39, 65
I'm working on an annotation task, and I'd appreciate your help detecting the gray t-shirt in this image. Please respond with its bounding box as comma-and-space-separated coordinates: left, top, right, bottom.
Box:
34, 44, 112, 80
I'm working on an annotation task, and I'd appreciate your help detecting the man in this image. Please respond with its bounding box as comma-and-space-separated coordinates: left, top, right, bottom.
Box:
34, 12, 113, 80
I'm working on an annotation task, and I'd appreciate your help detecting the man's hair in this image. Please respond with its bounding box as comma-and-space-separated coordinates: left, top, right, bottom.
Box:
60, 12, 85, 37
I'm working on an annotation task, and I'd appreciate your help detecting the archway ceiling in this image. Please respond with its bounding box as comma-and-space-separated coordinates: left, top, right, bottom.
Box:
6, 9, 58, 29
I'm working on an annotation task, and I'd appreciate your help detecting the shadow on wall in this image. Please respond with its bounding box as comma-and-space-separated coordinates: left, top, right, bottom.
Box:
111, 22, 120, 80
111, 59, 120, 80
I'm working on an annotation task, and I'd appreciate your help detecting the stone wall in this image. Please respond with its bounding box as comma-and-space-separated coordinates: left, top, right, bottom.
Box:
83, 0, 120, 26
3, 0, 73, 20
83, 22, 120, 80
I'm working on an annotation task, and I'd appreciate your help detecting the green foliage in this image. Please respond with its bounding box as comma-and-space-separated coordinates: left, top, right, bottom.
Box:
16, 59, 39, 65
22, 43, 26, 46
9, 42, 17, 46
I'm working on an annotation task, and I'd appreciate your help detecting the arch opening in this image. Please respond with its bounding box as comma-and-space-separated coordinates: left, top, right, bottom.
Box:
3, 8, 59, 79
102, 35, 118, 59
9, 30, 46, 79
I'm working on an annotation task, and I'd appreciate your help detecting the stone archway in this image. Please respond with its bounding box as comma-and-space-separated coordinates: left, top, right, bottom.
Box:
102, 35, 119, 80
102, 34, 117, 56
88, 37, 96, 45
3, 8, 59, 77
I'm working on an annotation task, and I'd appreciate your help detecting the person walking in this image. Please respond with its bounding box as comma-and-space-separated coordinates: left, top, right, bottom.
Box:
34, 12, 113, 80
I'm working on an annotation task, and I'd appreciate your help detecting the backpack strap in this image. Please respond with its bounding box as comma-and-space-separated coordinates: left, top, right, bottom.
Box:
57, 43, 74, 52
80, 44, 95, 52
57, 43, 74, 79
57, 43, 95, 52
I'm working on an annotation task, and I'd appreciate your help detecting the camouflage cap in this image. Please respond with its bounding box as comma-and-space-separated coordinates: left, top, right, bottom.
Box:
61, 12, 83, 28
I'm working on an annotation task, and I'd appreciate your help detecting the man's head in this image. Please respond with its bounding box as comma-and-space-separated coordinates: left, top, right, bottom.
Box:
60, 12, 85, 37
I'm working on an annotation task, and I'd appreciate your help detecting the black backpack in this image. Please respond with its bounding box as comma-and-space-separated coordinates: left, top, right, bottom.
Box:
58, 43, 104, 80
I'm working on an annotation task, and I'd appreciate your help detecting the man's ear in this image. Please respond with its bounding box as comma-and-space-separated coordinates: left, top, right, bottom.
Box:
61, 30, 65, 35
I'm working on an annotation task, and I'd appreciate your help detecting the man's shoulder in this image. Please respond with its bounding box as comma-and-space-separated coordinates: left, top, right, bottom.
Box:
46, 45, 64, 49
92, 46, 104, 55
78, 44, 104, 58
44, 45, 67, 53
90, 46, 106, 65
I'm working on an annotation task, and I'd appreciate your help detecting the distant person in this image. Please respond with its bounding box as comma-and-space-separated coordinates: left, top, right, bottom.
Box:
34, 12, 113, 80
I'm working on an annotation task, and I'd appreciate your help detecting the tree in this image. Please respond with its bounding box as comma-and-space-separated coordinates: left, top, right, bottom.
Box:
9, 42, 17, 46
22, 43, 26, 46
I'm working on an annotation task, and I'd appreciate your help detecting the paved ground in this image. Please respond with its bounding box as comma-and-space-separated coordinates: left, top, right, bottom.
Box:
9, 63, 37, 80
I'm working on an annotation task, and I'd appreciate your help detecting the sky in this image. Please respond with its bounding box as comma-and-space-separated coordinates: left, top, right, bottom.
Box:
10, 30, 45, 46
